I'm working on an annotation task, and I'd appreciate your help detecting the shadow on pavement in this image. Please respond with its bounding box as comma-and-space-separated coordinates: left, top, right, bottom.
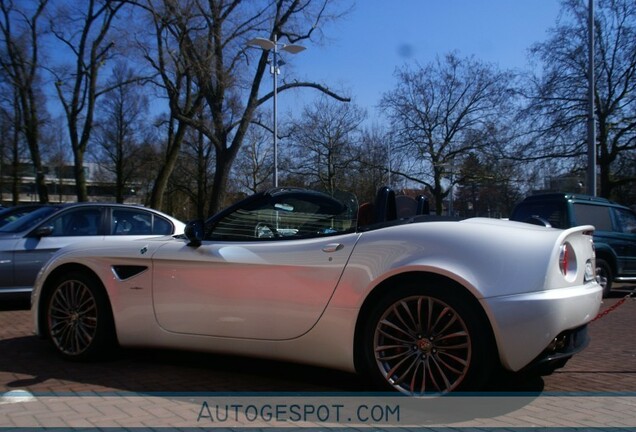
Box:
0, 333, 545, 394
0, 298, 30, 311
0, 296, 546, 395
0, 315, 551, 426
0, 334, 369, 393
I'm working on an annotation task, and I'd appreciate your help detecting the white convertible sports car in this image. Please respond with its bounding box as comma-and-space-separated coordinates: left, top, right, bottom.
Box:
32, 187, 602, 395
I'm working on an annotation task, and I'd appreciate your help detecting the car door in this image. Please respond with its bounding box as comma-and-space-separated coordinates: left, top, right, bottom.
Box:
152, 234, 358, 340
0, 234, 21, 292
12, 207, 105, 289
611, 207, 636, 275
151, 190, 360, 340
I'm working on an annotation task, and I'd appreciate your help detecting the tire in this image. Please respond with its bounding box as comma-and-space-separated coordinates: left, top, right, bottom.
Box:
45, 270, 116, 361
596, 258, 613, 298
360, 282, 494, 395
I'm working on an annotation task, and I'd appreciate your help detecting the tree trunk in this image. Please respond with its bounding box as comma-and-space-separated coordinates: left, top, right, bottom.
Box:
149, 119, 187, 211
23, 98, 48, 203
72, 147, 87, 202
10, 117, 20, 205
207, 145, 239, 216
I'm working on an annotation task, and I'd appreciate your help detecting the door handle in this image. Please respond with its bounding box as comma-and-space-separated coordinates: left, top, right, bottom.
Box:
322, 243, 344, 253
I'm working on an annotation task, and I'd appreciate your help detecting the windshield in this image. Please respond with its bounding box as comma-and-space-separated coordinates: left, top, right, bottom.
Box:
0, 206, 61, 233
0, 205, 43, 227
205, 189, 358, 241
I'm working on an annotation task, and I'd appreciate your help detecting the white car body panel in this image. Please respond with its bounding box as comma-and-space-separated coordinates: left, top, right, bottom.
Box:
32, 213, 602, 375
482, 284, 601, 370
151, 234, 359, 339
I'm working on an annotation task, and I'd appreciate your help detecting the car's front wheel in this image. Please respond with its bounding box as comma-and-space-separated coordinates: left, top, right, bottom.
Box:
45, 270, 115, 361
361, 283, 493, 395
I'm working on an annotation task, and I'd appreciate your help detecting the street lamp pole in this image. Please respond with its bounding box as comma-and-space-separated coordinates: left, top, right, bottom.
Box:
272, 35, 279, 188
586, 0, 596, 196
247, 36, 305, 187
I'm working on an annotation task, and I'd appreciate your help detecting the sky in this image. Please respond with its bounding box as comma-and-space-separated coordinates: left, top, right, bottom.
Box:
276, 0, 563, 123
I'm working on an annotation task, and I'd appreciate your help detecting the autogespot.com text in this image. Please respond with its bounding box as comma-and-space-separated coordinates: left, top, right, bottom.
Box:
197, 400, 400, 424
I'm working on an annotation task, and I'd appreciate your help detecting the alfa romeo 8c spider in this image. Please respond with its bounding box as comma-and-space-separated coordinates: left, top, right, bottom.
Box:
32, 187, 602, 395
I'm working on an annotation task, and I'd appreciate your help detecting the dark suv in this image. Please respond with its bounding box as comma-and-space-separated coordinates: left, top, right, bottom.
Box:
510, 193, 636, 296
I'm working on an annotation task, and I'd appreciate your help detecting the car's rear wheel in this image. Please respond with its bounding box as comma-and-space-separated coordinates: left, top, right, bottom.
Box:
596, 258, 613, 297
361, 283, 493, 395
45, 271, 115, 361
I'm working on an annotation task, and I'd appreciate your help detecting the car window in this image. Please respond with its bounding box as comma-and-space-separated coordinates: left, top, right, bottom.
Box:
573, 203, 613, 231
0, 206, 60, 233
208, 192, 356, 241
49, 208, 102, 236
510, 201, 567, 228
614, 208, 636, 234
153, 216, 173, 234
111, 208, 173, 235
112, 209, 151, 235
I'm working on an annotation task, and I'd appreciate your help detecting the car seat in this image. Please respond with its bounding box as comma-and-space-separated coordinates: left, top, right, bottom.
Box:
373, 186, 397, 223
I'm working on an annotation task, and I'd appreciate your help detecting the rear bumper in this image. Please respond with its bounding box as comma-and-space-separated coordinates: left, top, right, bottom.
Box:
482, 282, 602, 372
522, 324, 589, 375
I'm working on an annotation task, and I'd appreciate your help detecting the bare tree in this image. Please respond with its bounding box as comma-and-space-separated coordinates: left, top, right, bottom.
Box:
286, 96, 365, 194
0, 89, 22, 204
120, 124, 166, 209
41, 116, 72, 203
138, 0, 205, 212
0, 0, 49, 202
381, 53, 515, 214
140, 0, 350, 216
523, 0, 636, 199
353, 125, 397, 203
232, 122, 273, 194
93, 61, 150, 202
454, 152, 523, 218
170, 124, 214, 220
49, 0, 129, 201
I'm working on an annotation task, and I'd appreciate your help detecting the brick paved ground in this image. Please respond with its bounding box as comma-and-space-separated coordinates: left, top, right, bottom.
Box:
1, 289, 635, 428
542, 288, 636, 392
1, 289, 635, 394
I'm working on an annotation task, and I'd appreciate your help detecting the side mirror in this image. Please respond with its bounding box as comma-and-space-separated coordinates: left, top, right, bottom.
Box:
31, 225, 54, 238
184, 220, 204, 246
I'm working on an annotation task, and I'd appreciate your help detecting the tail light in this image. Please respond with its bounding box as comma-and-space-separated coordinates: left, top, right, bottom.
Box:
559, 242, 577, 280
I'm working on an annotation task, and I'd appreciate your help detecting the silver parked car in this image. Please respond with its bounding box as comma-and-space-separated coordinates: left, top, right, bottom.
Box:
1, 203, 185, 297
32, 187, 601, 394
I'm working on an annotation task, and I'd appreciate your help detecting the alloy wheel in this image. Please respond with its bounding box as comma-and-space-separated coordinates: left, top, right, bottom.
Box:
373, 295, 472, 394
48, 279, 98, 356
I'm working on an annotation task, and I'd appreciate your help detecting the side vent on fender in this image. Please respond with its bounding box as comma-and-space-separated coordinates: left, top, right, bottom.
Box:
112, 265, 148, 281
